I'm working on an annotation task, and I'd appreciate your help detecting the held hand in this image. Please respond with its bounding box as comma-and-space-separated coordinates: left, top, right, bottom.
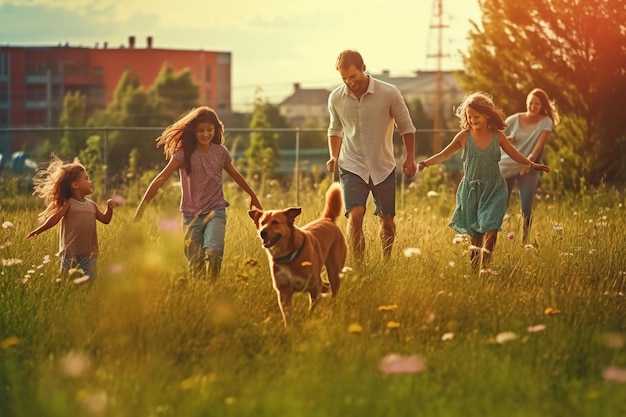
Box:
417, 161, 428, 172
402, 158, 417, 178
530, 162, 550, 173
507, 135, 516, 143
520, 166, 531, 176
326, 158, 336, 173
106, 199, 116, 209
26, 230, 38, 239
250, 196, 263, 211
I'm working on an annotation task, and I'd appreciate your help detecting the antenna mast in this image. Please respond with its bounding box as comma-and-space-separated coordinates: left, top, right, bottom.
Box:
428, 0, 449, 152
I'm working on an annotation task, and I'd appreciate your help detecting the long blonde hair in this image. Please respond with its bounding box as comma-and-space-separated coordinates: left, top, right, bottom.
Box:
32, 154, 85, 220
455, 91, 507, 131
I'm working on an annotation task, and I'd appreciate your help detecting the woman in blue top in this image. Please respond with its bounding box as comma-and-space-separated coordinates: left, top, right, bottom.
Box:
499, 88, 560, 243
417, 92, 550, 272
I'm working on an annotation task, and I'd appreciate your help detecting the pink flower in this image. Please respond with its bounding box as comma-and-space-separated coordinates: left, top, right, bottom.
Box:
602, 366, 626, 383
507, 232, 515, 240
73, 275, 90, 284
378, 354, 426, 374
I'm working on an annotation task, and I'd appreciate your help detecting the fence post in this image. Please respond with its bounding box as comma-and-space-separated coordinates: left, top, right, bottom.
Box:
294, 127, 300, 206
103, 127, 108, 198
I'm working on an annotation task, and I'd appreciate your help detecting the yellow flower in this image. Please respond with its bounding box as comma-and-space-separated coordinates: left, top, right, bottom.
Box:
378, 304, 398, 311
1, 336, 20, 349
544, 307, 561, 315
386, 321, 401, 329
347, 323, 363, 333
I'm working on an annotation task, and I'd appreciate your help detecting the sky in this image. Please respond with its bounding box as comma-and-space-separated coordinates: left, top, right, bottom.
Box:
0, 0, 482, 112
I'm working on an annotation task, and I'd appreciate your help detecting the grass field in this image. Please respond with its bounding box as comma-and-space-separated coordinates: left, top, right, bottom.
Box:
1, 179, 625, 417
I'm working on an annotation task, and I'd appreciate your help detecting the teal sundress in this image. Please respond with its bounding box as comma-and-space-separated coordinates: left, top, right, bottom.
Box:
449, 131, 508, 239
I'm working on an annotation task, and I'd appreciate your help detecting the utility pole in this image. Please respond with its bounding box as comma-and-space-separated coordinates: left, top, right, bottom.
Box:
427, 0, 449, 152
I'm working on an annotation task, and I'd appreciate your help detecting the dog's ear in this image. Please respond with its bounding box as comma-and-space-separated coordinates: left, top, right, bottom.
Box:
248, 208, 262, 225
284, 207, 302, 223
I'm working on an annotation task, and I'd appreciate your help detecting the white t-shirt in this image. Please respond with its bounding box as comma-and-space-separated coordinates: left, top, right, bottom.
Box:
499, 113, 553, 178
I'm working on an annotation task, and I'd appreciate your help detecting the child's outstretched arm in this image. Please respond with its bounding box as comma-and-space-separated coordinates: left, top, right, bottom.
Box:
134, 158, 179, 221
499, 132, 550, 173
224, 160, 262, 210
417, 131, 464, 172
26, 201, 70, 239
95, 199, 115, 224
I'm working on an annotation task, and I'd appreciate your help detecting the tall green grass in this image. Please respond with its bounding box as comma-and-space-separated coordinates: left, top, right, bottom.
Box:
1, 182, 625, 417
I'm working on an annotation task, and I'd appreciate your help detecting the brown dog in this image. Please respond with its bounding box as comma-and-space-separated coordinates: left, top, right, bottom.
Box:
248, 183, 347, 326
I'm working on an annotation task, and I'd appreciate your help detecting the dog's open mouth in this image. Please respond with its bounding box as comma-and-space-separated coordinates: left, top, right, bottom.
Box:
262, 233, 282, 248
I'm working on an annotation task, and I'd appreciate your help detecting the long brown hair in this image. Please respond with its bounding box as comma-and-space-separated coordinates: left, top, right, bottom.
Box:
528, 88, 560, 126
155, 107, 225, 174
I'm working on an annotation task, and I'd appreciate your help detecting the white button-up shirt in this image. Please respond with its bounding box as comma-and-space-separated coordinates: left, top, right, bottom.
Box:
327, 76, 416, 185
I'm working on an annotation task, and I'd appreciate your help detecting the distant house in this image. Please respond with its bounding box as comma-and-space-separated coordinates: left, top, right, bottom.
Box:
278, 71, 466, 129
372, 69, 466, 119
278, 83, 331, 127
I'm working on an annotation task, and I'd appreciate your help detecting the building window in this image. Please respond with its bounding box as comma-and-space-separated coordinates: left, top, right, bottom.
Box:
205, 66, 212, 83
0, 85, 8, 102
0, 52, 8, 77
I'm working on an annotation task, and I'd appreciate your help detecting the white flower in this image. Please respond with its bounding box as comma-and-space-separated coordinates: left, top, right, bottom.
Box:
403, 247, 422, 257
495, 331, 518, 344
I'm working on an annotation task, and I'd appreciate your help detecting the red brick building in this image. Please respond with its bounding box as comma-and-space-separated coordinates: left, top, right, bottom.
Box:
0, 36, 231, 155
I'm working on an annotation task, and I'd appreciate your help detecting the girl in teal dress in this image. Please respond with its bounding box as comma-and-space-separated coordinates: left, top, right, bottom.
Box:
417, 92, 550, 272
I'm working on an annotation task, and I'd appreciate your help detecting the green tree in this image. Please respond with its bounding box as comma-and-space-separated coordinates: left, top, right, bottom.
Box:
148, 64, 199, 126
78, 135, 106, 199
461, 0, 626, 186
245, 96, 280, 193
58, 91, 87, 159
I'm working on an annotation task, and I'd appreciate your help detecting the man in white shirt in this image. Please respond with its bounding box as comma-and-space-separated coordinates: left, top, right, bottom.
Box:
327, 50, 417, 263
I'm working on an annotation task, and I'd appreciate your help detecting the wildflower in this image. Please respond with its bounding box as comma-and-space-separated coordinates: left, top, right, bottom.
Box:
527, 324, 547, 333
378, 354, 425, 374
1, 336, 21, 349
59, 350, 91, 378
347, 323, 363, 334
507, 232, 515, 240
73, 275, 90, 284
553, 224, 564, 231
1, 221, 14, 229
2, 258, 24, 266
111, 195, 125, 205
378, 304, 397, 311
403, 247, 422, 257
602, 366, 626, 383
341, 266, 353, 274
441, 332, 454, 341
495, 331, 518, 344
544, 307, 561, 315
386, 321, 401, 329
452, 234, 467, 244
426, 190, 438, 198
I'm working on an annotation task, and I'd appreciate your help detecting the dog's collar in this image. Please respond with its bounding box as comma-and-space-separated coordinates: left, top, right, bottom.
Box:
273, 237, 306, 264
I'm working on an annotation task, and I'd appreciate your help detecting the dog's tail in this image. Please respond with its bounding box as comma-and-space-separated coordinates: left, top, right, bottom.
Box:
322, 182, 343, 222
